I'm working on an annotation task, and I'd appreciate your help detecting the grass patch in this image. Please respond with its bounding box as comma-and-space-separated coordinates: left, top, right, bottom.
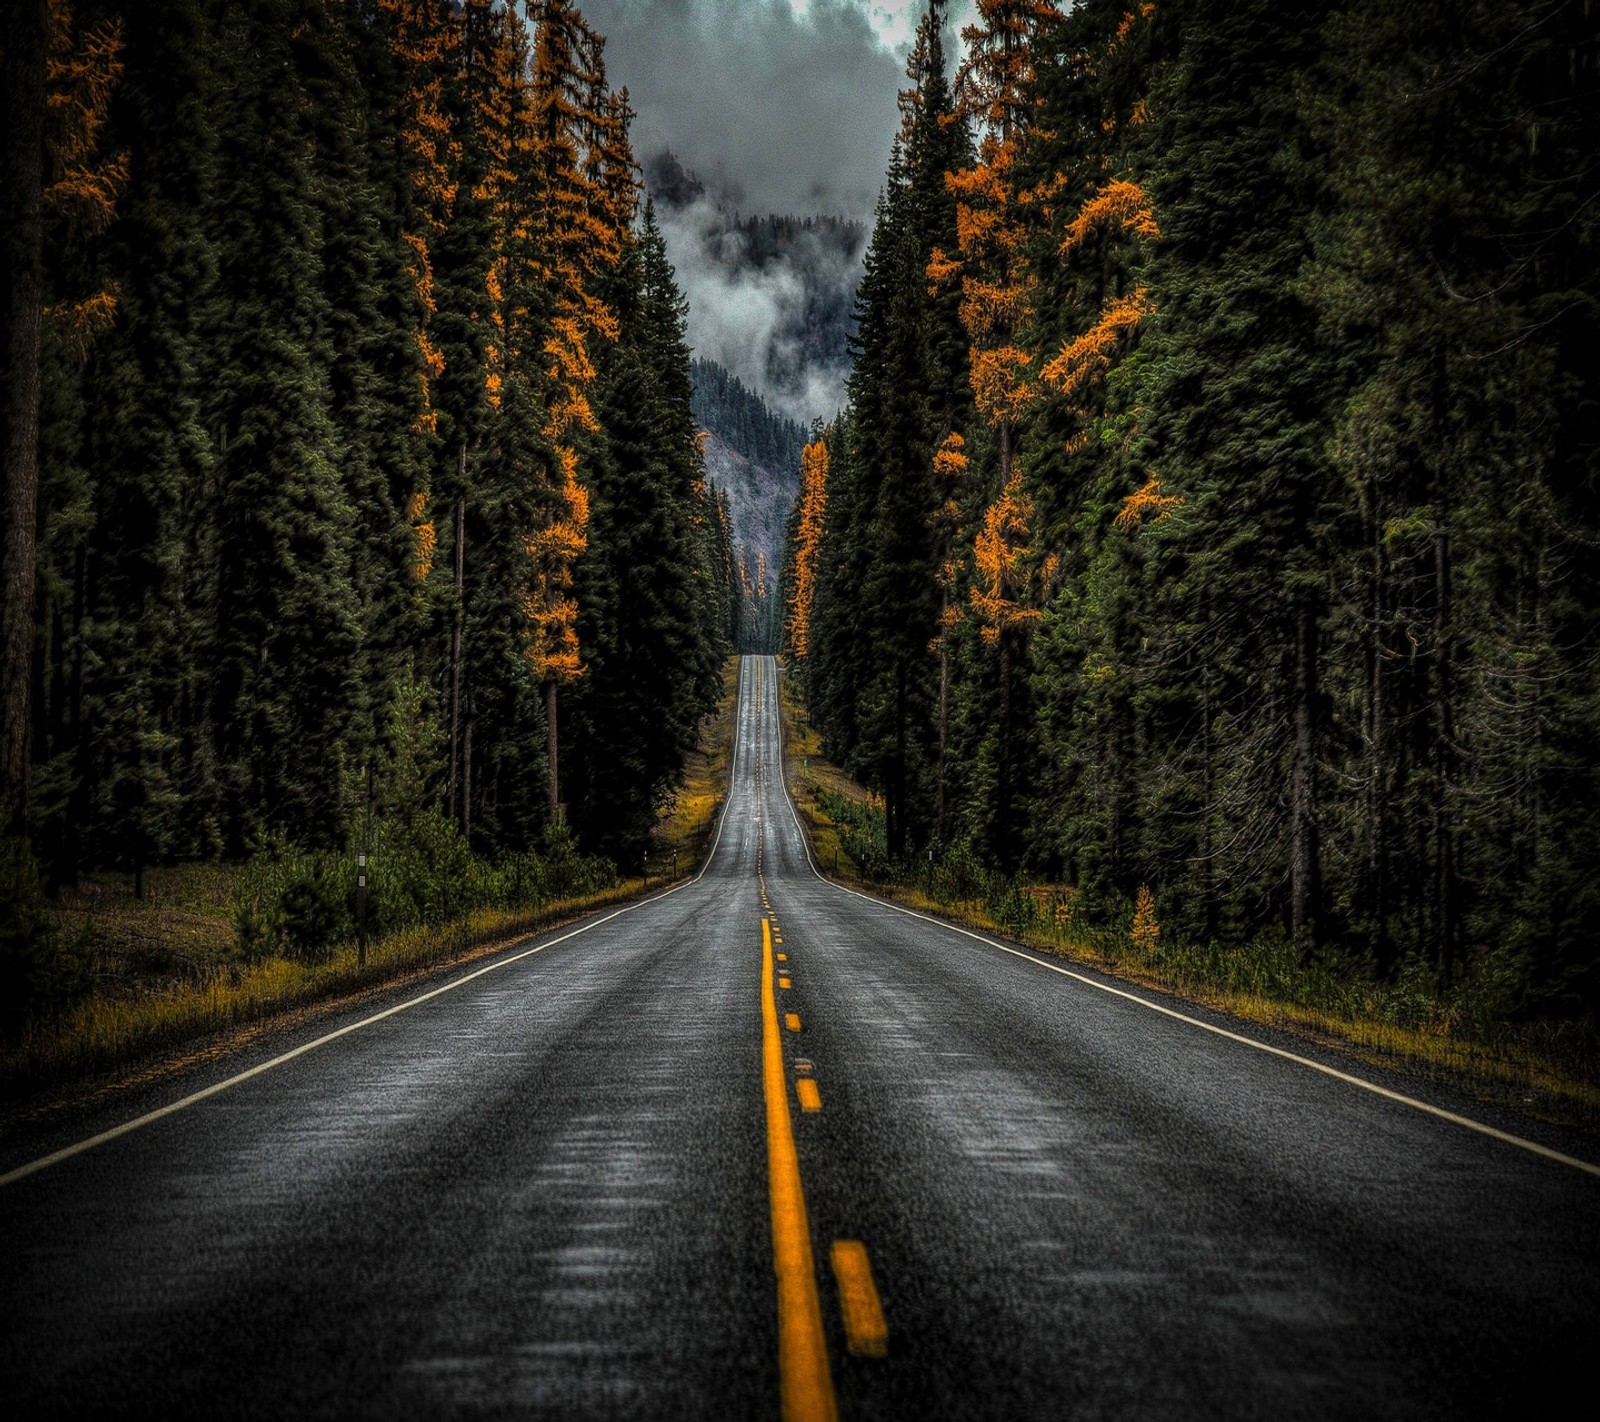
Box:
650, 655, 741, 877
777, 682, 1600, 1137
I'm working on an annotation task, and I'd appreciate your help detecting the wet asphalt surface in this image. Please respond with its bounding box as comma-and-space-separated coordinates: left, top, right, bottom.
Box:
3, 656, 1598, 1419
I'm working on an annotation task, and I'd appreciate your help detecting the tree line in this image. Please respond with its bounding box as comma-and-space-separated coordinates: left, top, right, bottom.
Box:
786, 0, 1600, 1015
0, 0, 738, 883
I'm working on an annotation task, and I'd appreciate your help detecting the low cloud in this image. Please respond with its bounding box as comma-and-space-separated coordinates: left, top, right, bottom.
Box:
580, 0, 904, 220
654, 192, 866, 425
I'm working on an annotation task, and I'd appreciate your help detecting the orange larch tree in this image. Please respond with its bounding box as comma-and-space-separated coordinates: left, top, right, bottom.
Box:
970, 472, 1043, 647
1029, 7, 1163, 525
42, 0, 126, 356
786, 437, 829, 660
464, 0, 521, 419
376, 0, 459, 435
930, 0, 1061, 484
376, 0, 460, 722
519, 0, 630, 822
1041, 170, 1161, 524
927, 1, 1060, 858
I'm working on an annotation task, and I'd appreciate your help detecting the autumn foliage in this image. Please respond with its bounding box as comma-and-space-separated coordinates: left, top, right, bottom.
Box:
786, 439, 829, 659
42, 0, 127, 359
931, 1, 1063, 440
5, 0, 740, 886
970, 473, 1041, 646
519, 0, 628, 691
790, 0, 1600, 1024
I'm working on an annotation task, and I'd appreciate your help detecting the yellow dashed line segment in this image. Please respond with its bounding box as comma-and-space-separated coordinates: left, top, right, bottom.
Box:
831, 1241, 889, 1358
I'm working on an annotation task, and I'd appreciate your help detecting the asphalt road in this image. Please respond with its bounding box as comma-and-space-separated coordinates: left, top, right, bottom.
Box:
3, 655, 1598, 1420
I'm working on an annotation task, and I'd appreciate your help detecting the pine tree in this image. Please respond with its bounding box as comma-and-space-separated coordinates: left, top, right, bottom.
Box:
68, 0, 212, 882
200, 0, 362, 847
3, 0, 126, 830
1, 0, 50, 828
521, 0, 623, 825
1010, 0, 1164, 909
569, 202, 730, 867
1127, 0, 1337, 948
930, 0, 1060, 864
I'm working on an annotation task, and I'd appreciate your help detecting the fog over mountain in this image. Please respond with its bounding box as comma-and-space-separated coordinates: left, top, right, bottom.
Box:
647, 152, 865, 427
578, 0, 922, 425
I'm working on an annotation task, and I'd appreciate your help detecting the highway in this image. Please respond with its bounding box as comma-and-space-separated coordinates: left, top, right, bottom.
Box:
3, 655, 1598, 1419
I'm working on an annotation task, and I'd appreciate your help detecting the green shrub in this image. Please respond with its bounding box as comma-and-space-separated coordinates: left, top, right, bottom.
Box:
232, 814, 617, 963
232, 838, 352, 964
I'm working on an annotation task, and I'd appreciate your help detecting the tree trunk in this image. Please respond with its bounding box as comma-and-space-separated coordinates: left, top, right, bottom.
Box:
1431, 355, 1456, 991
462, 704, 473, 843
1290, 598, 1320, 956
1433, 511, 1456, 990
447, 484, 465, 819
1366, 482, 1390, 972
1, 0, 47, 827
887, 661, 907, 859
997, 636, 1012, 867
547, 680, 561, 825
936, 640, 948, 843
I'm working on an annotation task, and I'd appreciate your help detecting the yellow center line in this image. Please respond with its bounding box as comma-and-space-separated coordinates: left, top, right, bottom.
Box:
785, 1012, 802, 1032
762, 917, 837, 1422
777, 952, 787, 963
831, 1241, 889, 1357
796, 1077, 823, 1113
779, 977, 793, 990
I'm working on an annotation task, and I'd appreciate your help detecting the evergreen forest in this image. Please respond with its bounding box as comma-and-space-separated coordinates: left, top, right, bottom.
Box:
785, 0, 1600, 1020
0, 0, 741, 922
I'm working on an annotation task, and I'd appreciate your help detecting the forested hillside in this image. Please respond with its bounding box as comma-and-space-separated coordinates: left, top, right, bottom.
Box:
691, 359, 807, 480
787, 0, 1600, 1018
0, 0, 738, 896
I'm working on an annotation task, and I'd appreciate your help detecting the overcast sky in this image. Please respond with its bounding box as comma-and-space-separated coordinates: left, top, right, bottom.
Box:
577, 0, 961, 221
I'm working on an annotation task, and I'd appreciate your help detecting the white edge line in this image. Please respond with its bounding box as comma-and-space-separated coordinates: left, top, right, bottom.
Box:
765, 657, 1600, 1182
1, 659, 756, 1190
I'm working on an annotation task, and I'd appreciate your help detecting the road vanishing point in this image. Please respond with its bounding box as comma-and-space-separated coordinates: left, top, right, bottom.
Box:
3, 656, 1598, 1419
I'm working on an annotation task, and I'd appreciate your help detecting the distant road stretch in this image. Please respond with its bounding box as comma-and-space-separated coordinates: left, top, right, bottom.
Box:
4, 656, 1597, 1420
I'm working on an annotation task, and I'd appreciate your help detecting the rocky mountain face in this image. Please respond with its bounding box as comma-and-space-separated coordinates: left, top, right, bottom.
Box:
697, 425, 789, 577
690, 358, 804, 571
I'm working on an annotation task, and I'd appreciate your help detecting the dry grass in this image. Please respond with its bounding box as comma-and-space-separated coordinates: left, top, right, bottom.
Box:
777, 662, 870, 878
3, 883, 650, 1103
51, 864, 239, 996
651, 655, 741, 875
